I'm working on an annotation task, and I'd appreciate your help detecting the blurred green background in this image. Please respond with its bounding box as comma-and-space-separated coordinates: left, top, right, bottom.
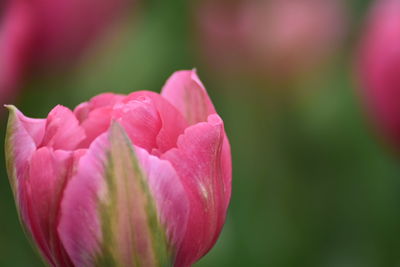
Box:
2, 0, 400, 266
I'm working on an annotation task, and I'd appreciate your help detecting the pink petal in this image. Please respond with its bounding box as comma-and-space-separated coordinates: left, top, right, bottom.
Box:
24, 147, 75, 266
5, 106, 84, 265
5, 105, 46, 147
74, 93, 125, 147
88, 93, 125, 109
59, 123, 182, 266
73, 102, 90, 123
125, 91, 189, 153
58, 133, 107, 267
4, 105, 45, 200
135, 146, 189, 254
78, 106, 114, 148
162, 114, 231, 267
221, 135, 232, 209
40, 105, 86, 150
74, 93, 125, 122
114, 96, 162, 152
161, 70, 216, 125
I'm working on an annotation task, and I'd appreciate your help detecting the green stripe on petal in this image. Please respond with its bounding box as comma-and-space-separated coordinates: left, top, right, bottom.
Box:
95, 123, 172, 267
5, 105, 19, 195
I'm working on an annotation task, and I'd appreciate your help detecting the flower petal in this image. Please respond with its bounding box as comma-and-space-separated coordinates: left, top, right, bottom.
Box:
59, 123, 178, 266
86, 93, 125, 110
78, 106, 114, 148
4, 105, 45, 200
58, 134, 106, 267
162, 114, 231, 267
125, 91, 189, 153
135, 146, 189, 255
74, 93, 125, 123
25, 148, 77, 266
40, 105, 86, 150
161, 70, 216, 125
5, 105, 83, 266
114, 96, 161, 153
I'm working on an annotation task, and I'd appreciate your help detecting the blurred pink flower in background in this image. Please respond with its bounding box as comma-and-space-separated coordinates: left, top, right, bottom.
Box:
194, 0, 347, 80
358, 0, 400, 152
0, 0, 129, 105
5, 70, 232, 267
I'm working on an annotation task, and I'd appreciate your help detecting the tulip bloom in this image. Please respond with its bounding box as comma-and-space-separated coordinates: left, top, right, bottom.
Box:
194, 0, 347, 78
0, 0, 128, 104
358, 0, 400, 151
5, 70, 232, 267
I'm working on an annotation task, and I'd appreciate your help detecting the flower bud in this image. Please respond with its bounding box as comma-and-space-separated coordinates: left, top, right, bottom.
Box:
194, 0, 347, 80
5, 70, 232, 267
0, 0, 129, 104
358, 0, 400, 151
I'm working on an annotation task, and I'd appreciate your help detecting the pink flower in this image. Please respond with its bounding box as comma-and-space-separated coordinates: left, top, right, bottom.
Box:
5, 70, 232, 267
0, 0, 128, 104
194, 0, 347, 79
358, 0, 400, 151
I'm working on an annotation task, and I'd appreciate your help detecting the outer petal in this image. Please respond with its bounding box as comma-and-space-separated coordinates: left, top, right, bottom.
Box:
5, 105, 45, 200
59, 123, 188, 266
220, 135, 232, 210
5, 105, 85, 266
5, 106, 43, 253
24, 148, 79, 266
161, 70, 216, 125
135, 147, 189, 256
162, 114, 231, 267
